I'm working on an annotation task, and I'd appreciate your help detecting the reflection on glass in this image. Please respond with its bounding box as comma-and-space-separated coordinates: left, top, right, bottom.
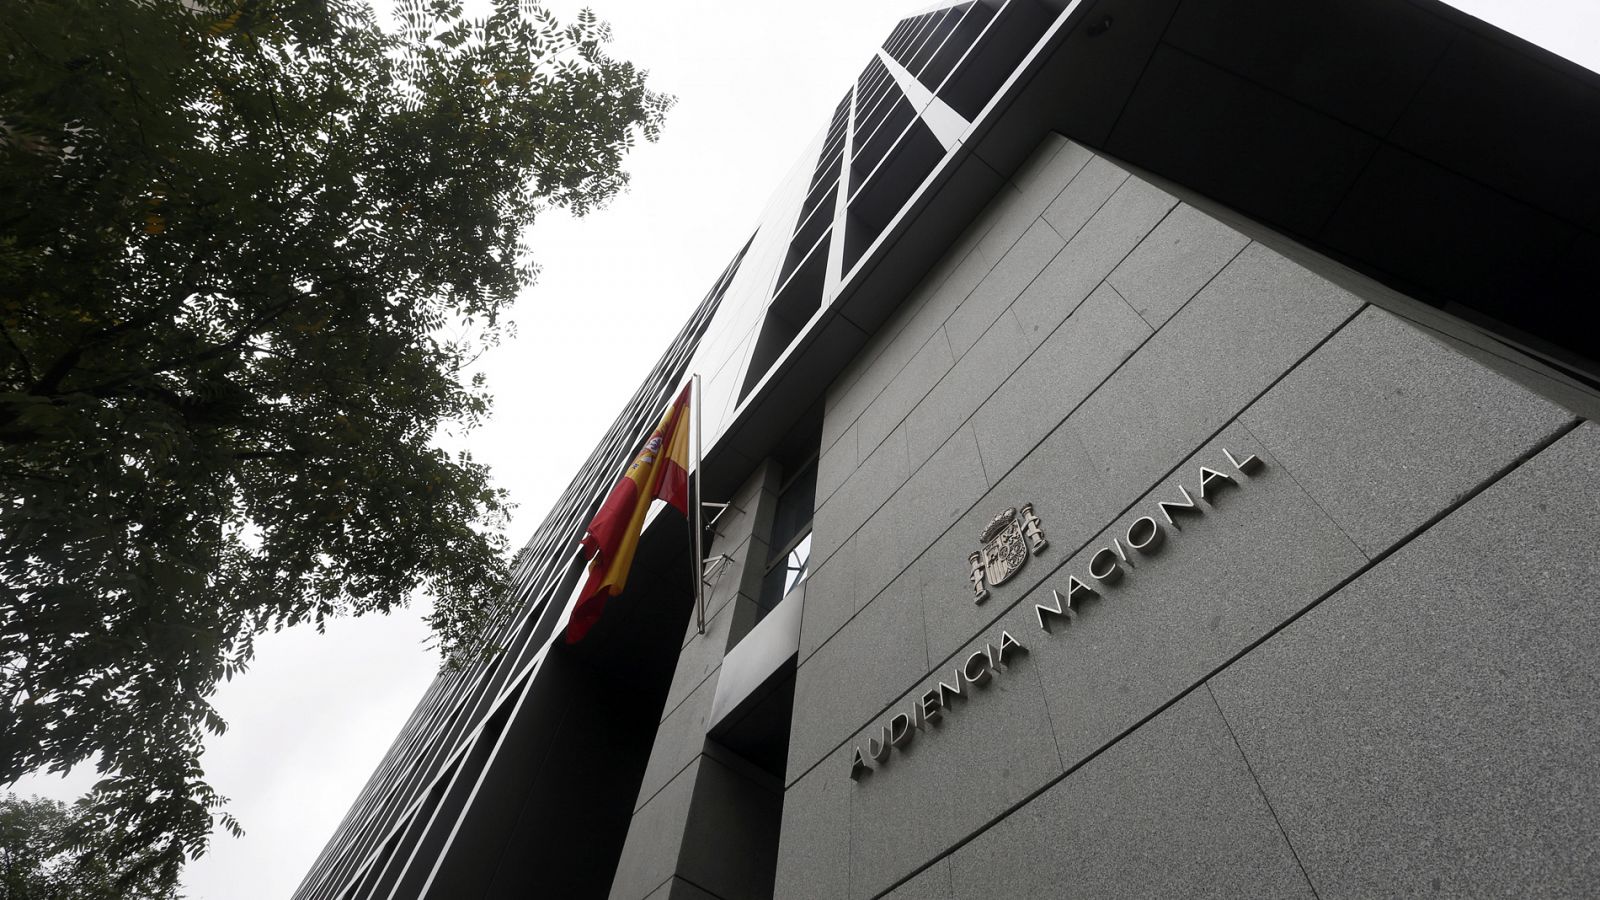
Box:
759, 529, 811, 612
781, 532, 811, 596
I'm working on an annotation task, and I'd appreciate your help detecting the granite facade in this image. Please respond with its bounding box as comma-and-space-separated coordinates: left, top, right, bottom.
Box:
611, 137, 1593, 900
769, 138, 1592, 900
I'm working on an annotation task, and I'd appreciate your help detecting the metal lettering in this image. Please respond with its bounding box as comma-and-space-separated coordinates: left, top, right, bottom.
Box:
1066, 574, 1096, 606
937, 674, 965, 708
1223, 447, 1261, 473
1199, 466, 1236, 501
919, 688, 943, 724
997, 630, 1027, 666
850, 746, 871, 780
888, 713, 914, 748
868, 726, 891, 762
963, 648, 993, 686
1088, 546, 1122, 583
1157, 484, 1201, 526
1125, 516, 1164, 552
1035, 587, 1073, 632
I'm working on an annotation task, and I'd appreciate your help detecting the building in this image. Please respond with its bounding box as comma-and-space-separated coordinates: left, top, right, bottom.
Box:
294, 1, 1600, 897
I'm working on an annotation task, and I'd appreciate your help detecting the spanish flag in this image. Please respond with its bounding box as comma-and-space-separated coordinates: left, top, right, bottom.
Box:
566, 383, 693, 643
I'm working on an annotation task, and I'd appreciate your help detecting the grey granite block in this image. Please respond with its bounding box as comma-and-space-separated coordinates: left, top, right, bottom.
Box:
773, 744, 855, 900
796, 538, 859, 664
677, 756, 782, 900
1241, 305, 1575, 557
1011, 138, 1094, 210
848, 623, 1062, 900
828, 229, 997, 449
1210, 422, 1600, 900
1009, 424, 1365, 773
610, 763, 696, 900
857, 329, 955, 461
880, 860, 951, 900
634, 671, 715, 813
867, 425, 993, 597
787, 584, 928, 782
914, 420, 1124, 665
664, 597, 736, 718
1065, 241, 1362, 507
905, 310, 1029, 473
845, 502, 906, 615
810, 424, 910, 574
1109, 201, 1249, 328
815, 419, 856, 511
1011, 175, 1177, 342
947, 219, 1067, 359
950, 689, 1314, 900
644, 877, 720, 900
972, 282, 1152, 478
973, 139, 1090, 267
1041, 154, 1130, 242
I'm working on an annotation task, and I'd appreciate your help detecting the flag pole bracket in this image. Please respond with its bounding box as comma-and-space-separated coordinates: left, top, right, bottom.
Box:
701, 553, 735, 587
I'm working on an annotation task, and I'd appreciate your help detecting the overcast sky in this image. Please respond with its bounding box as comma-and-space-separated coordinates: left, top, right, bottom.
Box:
12, 2, 1600, 898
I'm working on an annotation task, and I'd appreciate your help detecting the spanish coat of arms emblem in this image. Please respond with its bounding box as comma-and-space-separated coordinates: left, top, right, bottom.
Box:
967, 504, 1047, 603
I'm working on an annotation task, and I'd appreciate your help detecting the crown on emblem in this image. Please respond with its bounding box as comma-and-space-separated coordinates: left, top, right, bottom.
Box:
979, 508, 1017, 543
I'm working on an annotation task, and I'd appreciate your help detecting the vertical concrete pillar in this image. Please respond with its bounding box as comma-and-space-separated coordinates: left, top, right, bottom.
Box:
607, 463, 787, 900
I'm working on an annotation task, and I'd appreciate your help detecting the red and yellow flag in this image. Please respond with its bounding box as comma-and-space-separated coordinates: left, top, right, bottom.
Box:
566, 383, 693, 643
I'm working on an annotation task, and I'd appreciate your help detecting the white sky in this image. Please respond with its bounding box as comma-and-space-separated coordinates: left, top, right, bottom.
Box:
11, 2, 1599, 898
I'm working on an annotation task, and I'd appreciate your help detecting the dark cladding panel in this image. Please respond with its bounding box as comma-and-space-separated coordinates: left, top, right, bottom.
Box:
1318, 146, 1574, 329
1387, 31, 1600, 230
1105, 44, 1378, 237
1163, 0, 1449, 135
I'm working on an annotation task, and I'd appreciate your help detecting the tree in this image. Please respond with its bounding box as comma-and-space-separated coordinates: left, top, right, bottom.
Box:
0, 0, 670, 889
0, 794, 180, 900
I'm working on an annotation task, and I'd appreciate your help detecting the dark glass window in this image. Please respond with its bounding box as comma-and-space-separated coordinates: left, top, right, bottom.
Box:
757, 457, 817, 614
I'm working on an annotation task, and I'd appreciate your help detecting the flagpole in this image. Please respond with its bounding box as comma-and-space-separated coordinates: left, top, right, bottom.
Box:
691, 373, 706, 635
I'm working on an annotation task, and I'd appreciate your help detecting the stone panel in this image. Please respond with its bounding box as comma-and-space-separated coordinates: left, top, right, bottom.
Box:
950, 689, 1313, 900
796, 539, 858, 665
824, 227, 993, 453
1241, 305, 1575, 557
610, 764, 697, 900
971, 139, 1088, 268
677, 756, 782, 900
773, 744, 855, 900
905, 310, 1029, 472
1008, 139, 1094, 224
1108, 201, 1249, 328
1064, 242, 1362, 507
815, 419, 857, 510
880, 859, 951, 900
856, 330, 955, 461
663, 597, 738, 720
1010, 175, 1177, 342
945, 219, 1065, 359
810, 424, 910, 573
1041, 154, 1130, 242
1006, 424, 1365, 774
643, 877, 721, 900
915, 418, 1123, 665
787, 584, 928, 783
848, 624, 1062, 900
634, 672, 715, 813
882, 425, 992, 577
972, 282, 1151, 477
1210, 422, 1600, 900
